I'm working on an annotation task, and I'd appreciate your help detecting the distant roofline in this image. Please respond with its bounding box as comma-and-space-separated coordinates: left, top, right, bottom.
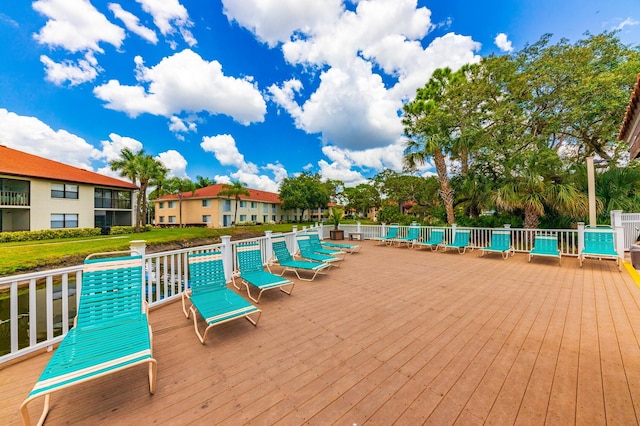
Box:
0, 145, 138, 190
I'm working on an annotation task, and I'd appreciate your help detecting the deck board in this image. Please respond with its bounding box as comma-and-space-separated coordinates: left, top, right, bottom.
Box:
3, 241, 640, 425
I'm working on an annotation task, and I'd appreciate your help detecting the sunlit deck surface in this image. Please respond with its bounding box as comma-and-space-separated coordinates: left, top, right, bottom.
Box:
4, 240, 640, 425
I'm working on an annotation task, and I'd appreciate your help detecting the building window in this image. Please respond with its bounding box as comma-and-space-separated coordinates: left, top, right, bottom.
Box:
251, 201, 257, 208
202, 199, 211, 207
239, 215, 246, 222
94, 188, 131, 209
51, 184, 78, 199
271, 203, 277, 213
159, 202, 165, 209
251, 215, 257, 222
168, 216, 176, 223
263, 215, 268, 223
168, 201, 176, 208
159, 216, 165, 223
51, 213, 78, 228
202, 215, 211, 223
223, 199, 231, 212
239, 200, 247, 208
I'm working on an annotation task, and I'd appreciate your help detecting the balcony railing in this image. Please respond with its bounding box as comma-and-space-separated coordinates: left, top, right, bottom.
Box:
0, 191, 29, 206
0, 215, 628, 365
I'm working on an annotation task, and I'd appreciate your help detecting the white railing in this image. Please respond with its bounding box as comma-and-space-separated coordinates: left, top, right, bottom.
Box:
1, 216, 627, 364
620, 212, 640, 250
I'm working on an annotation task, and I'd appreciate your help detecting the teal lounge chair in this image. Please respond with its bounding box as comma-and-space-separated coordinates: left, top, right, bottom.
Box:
20, 252, 157, 425
320, 238, 361, 253
438, 229, 472, 254
528, 234, 561, 265
480, 229, 515, 259
270, 235, 331, 281
373, 224, 399, 246
394, 225, 421, 248
415, 228, 445, 251
579, 229, 621, 271
304, 232, 346, 257
184, 251, 261, 344
235, 242, 295, 303
296, 234, 343, 266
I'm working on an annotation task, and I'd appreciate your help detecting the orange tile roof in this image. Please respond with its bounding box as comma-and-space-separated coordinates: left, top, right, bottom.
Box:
618, 73, 640, 142
0, 145, 138, 189
157, 183, 282, 203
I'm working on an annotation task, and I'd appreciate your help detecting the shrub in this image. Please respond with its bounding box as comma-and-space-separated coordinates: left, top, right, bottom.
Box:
0, 228, 102, 243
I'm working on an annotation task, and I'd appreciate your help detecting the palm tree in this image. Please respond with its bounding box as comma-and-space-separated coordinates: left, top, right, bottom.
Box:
137, 155, 168, 228
110, 148, 167, 231
218, 181, 250, 226
162, 177, 197, 227
195, 175, 215, 188
110, 148, 143, 231
403, 68, 459, 225
494, 170, 588, 229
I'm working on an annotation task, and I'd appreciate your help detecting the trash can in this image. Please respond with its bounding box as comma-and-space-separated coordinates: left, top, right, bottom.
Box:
631, 244, 640, 270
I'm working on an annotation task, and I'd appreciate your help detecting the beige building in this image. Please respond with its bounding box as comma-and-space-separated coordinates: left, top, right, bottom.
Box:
0, 145, 137, 232
154, 184, 311, 227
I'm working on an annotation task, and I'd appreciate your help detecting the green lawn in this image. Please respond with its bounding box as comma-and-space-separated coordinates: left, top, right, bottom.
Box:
0, 224, 309, 276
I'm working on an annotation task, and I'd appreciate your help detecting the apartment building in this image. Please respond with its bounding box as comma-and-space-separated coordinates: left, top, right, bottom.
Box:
154, 183, 311, 227
0, 145, 137, 232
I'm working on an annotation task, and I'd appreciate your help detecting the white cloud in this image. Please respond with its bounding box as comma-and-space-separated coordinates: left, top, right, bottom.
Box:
613, 17, 639, 31
108, 3, 158, 44
93, 49, 266, 125
40, 52, 100, 86
0, 108, 99, 170
201, 134, 286, 192
157, 149, 188, 178
200, 134, 248, 169
169, 116, 197, 134
135, 0, 196, 47
32, 0, 125, 53
98, 133, 144, 162
494, 32, 513, 52
235, 0, 480, 169
221, 0, 343, 47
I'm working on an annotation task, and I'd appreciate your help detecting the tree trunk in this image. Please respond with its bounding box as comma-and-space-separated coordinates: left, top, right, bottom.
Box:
434, 150, 455, 224
524, 205, 540, 229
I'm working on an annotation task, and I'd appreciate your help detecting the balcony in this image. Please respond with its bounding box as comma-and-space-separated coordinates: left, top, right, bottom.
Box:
3, 237, 640, 424
0, 191, 29, 207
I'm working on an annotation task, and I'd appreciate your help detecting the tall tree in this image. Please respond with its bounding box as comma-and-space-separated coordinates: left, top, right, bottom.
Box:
110, 148, 167, 231
402, 68, 461, 224
162, 177, 197, 227
195, 175, 215, 188
343, 183, 381, 218
279, 173, 330, 222
218, 181, 250, 225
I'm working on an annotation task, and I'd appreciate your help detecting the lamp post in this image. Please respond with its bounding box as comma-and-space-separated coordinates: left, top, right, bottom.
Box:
587, 156, 597, 227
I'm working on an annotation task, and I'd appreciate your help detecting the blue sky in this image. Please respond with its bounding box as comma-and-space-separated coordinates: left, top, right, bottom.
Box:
0, 0, 638, 193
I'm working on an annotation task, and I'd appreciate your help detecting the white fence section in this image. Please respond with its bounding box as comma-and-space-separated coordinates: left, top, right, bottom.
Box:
0, 217, 627, 364
620, 212, 640, 250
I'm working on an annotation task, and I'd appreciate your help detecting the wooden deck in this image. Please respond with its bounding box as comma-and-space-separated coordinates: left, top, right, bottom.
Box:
4, 241, 640, 425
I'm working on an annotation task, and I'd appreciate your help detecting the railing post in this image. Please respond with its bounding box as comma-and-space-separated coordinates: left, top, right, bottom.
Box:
264, 230, 273, 263
319, 223, 324, 240
130, 240, 146, 257
357, 221, 361, 233
615, 225, 625, 260
292, 226, 299, 254
611, 210, 623, 228
221, 235, 232, 282
577, 222, 585, 254
452, 223, 457, 240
